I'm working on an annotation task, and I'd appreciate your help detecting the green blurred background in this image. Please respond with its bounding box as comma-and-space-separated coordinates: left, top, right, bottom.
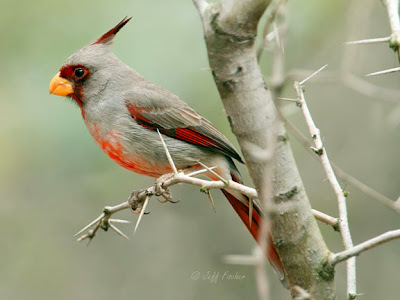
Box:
1, 0, 399, 299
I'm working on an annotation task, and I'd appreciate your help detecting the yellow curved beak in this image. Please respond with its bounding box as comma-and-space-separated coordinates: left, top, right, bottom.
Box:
49, 72, 74, 96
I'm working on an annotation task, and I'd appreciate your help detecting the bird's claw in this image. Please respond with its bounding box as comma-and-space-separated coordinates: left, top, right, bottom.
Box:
154, 175, 175, 203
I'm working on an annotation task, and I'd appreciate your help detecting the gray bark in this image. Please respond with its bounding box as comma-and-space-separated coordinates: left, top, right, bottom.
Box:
194, 0, 336, 298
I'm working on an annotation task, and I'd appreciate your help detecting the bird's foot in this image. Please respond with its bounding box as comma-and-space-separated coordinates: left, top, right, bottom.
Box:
154, 174, 179, 204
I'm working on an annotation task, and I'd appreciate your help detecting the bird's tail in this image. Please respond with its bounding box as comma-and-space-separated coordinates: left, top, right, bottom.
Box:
213, 160, 287, 287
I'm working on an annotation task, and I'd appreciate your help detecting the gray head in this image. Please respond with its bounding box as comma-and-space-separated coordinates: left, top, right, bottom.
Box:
49, 17, 132, 107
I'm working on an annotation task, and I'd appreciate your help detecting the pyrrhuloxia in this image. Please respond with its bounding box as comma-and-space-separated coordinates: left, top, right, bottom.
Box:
49, 18, 285, 284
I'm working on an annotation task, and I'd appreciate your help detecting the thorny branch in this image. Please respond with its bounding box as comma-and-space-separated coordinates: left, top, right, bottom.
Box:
75, 158, 339, 242
273, 0, 400, 212
281, 113, 400, 213
250, 0, 400, 298
74, 201, 131, 244
294, 70, 357, 299
255, 2, 400, 298
75, 130, 337, 243
347, 0, 400, 75
383, 0, 400, 55
284, 69, 400, 104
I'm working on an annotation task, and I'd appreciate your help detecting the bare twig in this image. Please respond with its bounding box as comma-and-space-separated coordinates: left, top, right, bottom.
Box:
74, 202, 131, 242
344, 0, 400, 65
284, 69, 400, 103
264, 1, 399, 298
280, 114, 400, 213
383, 0, 400, 54
330, 229, 400, 265
358, 0, 400, 76
312, 209, 339, 230
294, 73, 356, 298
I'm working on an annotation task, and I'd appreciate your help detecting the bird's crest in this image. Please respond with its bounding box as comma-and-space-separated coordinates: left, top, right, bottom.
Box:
92, 17, 132, 45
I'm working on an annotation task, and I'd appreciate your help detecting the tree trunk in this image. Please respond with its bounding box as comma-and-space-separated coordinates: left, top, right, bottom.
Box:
195, 0, 336, 298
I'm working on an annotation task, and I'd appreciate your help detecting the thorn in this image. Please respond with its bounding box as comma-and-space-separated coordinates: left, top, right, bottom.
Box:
74, 213, 105, 237
366, 66, 400, 77
109, 223, 129, 240
109, 219, 130, 224
133, 196, 150, 235
346, 36, 390, 45
206, 189, 216, 213
86, 235, 94, 247
196, 161, 229, 186
157, 129, 178, 174
276, 97, 299, 102
186, 166, 218, 177
77, 234, 87, 243
78, 228, 97, 245
299, 64, 328, 85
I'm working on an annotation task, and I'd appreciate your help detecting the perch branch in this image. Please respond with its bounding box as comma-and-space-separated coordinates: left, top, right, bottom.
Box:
75, 133, 338, 250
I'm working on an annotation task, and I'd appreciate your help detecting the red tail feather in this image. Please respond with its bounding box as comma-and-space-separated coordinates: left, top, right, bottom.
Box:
221, 175, 287, 287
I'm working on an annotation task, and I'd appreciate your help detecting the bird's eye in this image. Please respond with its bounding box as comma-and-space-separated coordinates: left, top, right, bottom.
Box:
74, 68, 85, 78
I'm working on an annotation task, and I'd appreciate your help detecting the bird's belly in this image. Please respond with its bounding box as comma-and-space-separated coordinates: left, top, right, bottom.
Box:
86, 123, 171, 178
